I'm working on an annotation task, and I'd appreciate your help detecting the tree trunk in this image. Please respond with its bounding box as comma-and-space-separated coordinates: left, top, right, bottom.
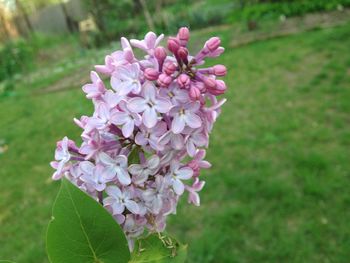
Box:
0, 10, 10, 41
16, 0, 33, 34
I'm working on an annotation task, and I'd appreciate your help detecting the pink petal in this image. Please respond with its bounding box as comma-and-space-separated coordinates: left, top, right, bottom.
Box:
128, 98, 147, 113
172, 133, 184, 150
99, 152, 114, 165
116, 168, 131, 185
128, 164, 143, 176
110, 111, 129, 125
143, 107, 157, 128
173, 179, 185, 195
130, 39, 146, 50
125, 200, 139, 214
184, 112, 201, 129
188, 191, 200, 206
147, 155, 160, 170
145, 32, 157, 49
143, 82, 156, 101
80, 161, 94, 175
115, 155, 128, 167
122, 120, 134, 138
112, 203, 125, 215
158, 131, 171, 145
102, 166, 116, 180
106, 186, 122, 198
177, 167, 193, 180
186, 140, 197, 157
155, 98, 172, 113
171, 115, 185, 134
135, 132, 148, 146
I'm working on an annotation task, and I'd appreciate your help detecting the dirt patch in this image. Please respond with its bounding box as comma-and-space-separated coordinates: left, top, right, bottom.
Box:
34, 65, 91, 94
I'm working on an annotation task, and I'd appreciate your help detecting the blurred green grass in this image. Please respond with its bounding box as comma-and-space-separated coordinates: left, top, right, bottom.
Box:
0, 22, 350, 263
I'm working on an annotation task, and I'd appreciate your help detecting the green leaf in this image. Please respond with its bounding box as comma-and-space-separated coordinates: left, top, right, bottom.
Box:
128, 146, 141, 164
46, 179, 130, 263
130, 233, 187, 263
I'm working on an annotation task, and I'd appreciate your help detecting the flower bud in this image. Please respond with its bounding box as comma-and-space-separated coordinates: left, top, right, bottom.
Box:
194, 81, 206, 92
167, 37, 180, 54
213, 65, 227, 76
158, 73, 172, 87
210, 80, 226, 95
177, 74, 190, 88
189, 86, 201, 100
203, 76, 217, 89
177, 27, 190, 46
144, 68, 159, 81
205, 37, 221, 52
163, 61, 177, 75
154, 47, 167, 62
177, 47, 189, 64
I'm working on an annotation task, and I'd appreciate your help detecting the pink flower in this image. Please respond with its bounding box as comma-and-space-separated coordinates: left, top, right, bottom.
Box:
82, 71, 106, 99
128, 82, 172, 128
135, 121, 167, 151
51, 137, 71, 180
86, 103, 114, 131
187, 149, 211, 177
129, 155, 160, 185
158, 130, 184, 150
142, 176, 168, 214
80, 161, 107, 192
184, 128, 207, 157
101, 90, 123, 109
51, 27, 228, 244
159, 82, 189, 105
98, 153, 131, 185
130, 32, 164, 55
166, 162, 193, 195
186, 178, 205, 206
110, 101, 142, 138
104, 186, 139, 214
95, 37, 135, 75
170, 102, 202, 134
111, 63, 142, 95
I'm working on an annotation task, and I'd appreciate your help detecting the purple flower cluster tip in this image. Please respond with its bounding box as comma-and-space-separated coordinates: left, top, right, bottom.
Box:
51, 27, 228, 248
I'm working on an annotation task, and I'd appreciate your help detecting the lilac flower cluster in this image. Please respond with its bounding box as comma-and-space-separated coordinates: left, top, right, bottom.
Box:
51, 27, 227, 246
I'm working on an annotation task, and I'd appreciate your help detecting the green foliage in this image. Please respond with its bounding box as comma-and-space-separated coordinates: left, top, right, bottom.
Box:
1, 21, 350, 263
46, 179, 187, 263
131, 233, 187, 263
226, 0, 350, 23
81, 0, 350, 42
0, 38, 34, 82
0, 33, 77, 82
46, 179, 130, 263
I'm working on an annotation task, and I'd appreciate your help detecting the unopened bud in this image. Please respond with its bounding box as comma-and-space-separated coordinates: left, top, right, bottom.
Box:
158, 73, 173, 87
177, 27, 190, 46
177, 47, 189, 64
210, 80, 226, 95
163, 61, 177, 75
177, 74, 190, 88
213, 65, 227, 76
203, 77, 217, 89
205, 37, 221, 52
189, 86, 201, 100
167, 37, 180, 54
154, 47, 167, 62
144, 68, 159, 81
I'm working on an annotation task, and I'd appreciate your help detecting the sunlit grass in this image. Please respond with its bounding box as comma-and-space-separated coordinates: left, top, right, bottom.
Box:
0, 23, 350, 262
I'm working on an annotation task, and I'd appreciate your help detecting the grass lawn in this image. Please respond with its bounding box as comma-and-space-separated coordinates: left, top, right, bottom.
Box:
0, 22, 350, 263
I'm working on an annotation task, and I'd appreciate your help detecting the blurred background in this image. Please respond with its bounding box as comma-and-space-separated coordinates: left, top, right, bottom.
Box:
0, 0, 350, 262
